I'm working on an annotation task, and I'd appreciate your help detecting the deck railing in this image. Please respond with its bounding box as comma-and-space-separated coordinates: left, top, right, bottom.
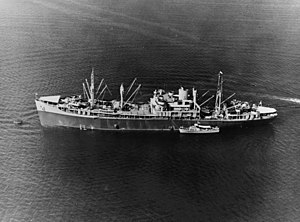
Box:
58, 106, 201, 120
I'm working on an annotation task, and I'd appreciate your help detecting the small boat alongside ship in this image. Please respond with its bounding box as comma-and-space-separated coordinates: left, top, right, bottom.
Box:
35, 69, 277, 131
179, 124, 220, 134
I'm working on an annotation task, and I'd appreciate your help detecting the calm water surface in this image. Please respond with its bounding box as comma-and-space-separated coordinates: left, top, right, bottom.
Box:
0, 0, 299, 221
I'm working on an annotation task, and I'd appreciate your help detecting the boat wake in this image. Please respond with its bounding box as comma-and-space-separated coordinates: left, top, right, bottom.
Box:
272, 96, 300, 104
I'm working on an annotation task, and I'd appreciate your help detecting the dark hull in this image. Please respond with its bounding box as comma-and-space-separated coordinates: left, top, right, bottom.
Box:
38, 111, 276, 131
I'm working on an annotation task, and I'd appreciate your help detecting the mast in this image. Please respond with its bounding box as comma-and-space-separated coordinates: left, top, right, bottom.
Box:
120, 84, 124, 108
214, 71, 223, 115
192, 88, 200, 110
90, 68, 95, 107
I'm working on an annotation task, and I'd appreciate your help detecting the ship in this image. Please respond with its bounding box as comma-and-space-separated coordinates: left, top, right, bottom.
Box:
35, 69, 278, 131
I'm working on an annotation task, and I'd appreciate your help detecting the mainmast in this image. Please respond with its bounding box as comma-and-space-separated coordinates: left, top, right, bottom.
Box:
214, 71, 223, 115
90, 68, 95, 107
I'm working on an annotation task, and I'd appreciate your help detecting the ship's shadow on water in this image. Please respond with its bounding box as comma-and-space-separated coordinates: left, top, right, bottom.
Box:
39, 125, 276, 221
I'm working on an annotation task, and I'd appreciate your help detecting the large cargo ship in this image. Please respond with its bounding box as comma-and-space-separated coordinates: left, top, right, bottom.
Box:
35, 70, 277, 131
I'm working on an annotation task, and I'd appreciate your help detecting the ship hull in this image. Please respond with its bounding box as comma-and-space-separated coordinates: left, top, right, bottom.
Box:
37, 110, 276, 131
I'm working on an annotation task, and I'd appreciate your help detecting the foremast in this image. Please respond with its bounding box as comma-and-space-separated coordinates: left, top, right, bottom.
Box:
214, 71, 223, 116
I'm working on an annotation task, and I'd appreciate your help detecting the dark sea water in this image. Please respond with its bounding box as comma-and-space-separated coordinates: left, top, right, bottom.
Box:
0, 0, 299, 221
